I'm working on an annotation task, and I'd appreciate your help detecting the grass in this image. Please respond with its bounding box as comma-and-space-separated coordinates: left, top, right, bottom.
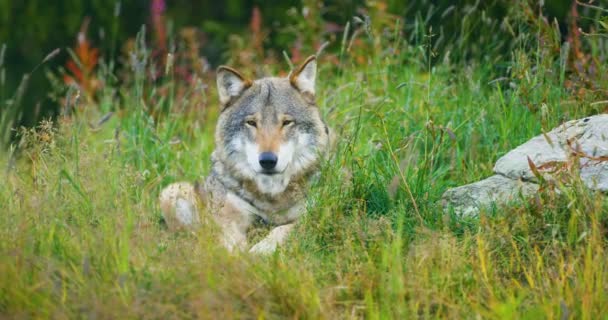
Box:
1, 6, 608, 319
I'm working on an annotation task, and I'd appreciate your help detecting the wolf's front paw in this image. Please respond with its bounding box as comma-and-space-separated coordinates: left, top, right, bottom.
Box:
249, 224, 294, 255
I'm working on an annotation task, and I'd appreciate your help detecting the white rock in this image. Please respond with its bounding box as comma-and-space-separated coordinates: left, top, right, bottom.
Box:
494, 115, 608, 190
442, 175, 539, 216
442, 115, 608, 216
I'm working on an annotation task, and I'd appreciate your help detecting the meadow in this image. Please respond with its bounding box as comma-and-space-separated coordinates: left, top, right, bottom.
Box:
1, 2, 608, 319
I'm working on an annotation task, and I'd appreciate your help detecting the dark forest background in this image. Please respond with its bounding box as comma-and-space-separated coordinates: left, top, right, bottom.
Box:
0, 1, 582, 127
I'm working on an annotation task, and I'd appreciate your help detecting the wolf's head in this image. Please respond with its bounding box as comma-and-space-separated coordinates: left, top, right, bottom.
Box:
214, 56, 329, 196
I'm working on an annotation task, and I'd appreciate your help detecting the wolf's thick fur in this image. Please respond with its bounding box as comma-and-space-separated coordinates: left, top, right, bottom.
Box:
159, 56, 331, 254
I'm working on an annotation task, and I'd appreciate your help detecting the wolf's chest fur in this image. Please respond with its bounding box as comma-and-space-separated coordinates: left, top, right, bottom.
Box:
203, 151, 314, 225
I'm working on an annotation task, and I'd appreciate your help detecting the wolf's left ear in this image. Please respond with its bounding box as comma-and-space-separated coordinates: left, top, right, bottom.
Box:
217, 66, 251, 107
289, 55, 316, 96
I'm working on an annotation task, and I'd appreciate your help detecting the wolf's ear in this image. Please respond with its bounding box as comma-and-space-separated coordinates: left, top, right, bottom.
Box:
217, 66, 251, 106
289, 55, 316, 96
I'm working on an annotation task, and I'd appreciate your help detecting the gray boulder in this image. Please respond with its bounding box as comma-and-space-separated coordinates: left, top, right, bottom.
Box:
443, 114, 608, 216
442, 175, 539, 216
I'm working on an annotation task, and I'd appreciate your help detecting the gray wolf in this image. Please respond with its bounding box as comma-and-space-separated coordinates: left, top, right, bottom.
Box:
159, 56, 332, 254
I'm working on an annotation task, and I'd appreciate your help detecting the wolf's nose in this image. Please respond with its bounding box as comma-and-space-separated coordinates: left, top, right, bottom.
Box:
259, 152, 278, 170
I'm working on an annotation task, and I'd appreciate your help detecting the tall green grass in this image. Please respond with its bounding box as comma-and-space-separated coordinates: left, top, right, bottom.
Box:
1, 3, 608, 319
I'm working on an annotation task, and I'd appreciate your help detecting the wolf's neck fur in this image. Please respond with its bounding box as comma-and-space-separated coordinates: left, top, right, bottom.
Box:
207, 151, 314, 218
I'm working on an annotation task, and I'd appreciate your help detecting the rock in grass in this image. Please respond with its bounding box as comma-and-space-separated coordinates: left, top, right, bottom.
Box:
494, 114, 608, 190
442, 175, 539, 217
443, 114, 608, 216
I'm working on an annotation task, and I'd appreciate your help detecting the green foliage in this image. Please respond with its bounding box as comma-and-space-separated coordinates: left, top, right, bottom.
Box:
0, 0, 586, 130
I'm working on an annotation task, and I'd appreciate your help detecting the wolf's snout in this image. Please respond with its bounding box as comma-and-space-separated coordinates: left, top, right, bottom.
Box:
259, 152, 278, 170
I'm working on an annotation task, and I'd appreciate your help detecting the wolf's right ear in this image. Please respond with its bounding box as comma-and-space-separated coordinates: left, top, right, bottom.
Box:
289, 55, 317, 96
217, 66, 251, 107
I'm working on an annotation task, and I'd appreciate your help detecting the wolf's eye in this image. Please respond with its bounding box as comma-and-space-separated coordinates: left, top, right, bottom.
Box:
245, 120, 257, 128
282, 120, 294, 127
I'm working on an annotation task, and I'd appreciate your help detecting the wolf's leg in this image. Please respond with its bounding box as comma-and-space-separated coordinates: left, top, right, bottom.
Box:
159, 182, 201, 230
249, 223, 295, 255
214, 202, 253, 252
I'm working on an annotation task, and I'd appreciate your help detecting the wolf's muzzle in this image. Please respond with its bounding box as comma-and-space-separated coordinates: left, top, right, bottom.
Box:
259, 152, 278, 170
